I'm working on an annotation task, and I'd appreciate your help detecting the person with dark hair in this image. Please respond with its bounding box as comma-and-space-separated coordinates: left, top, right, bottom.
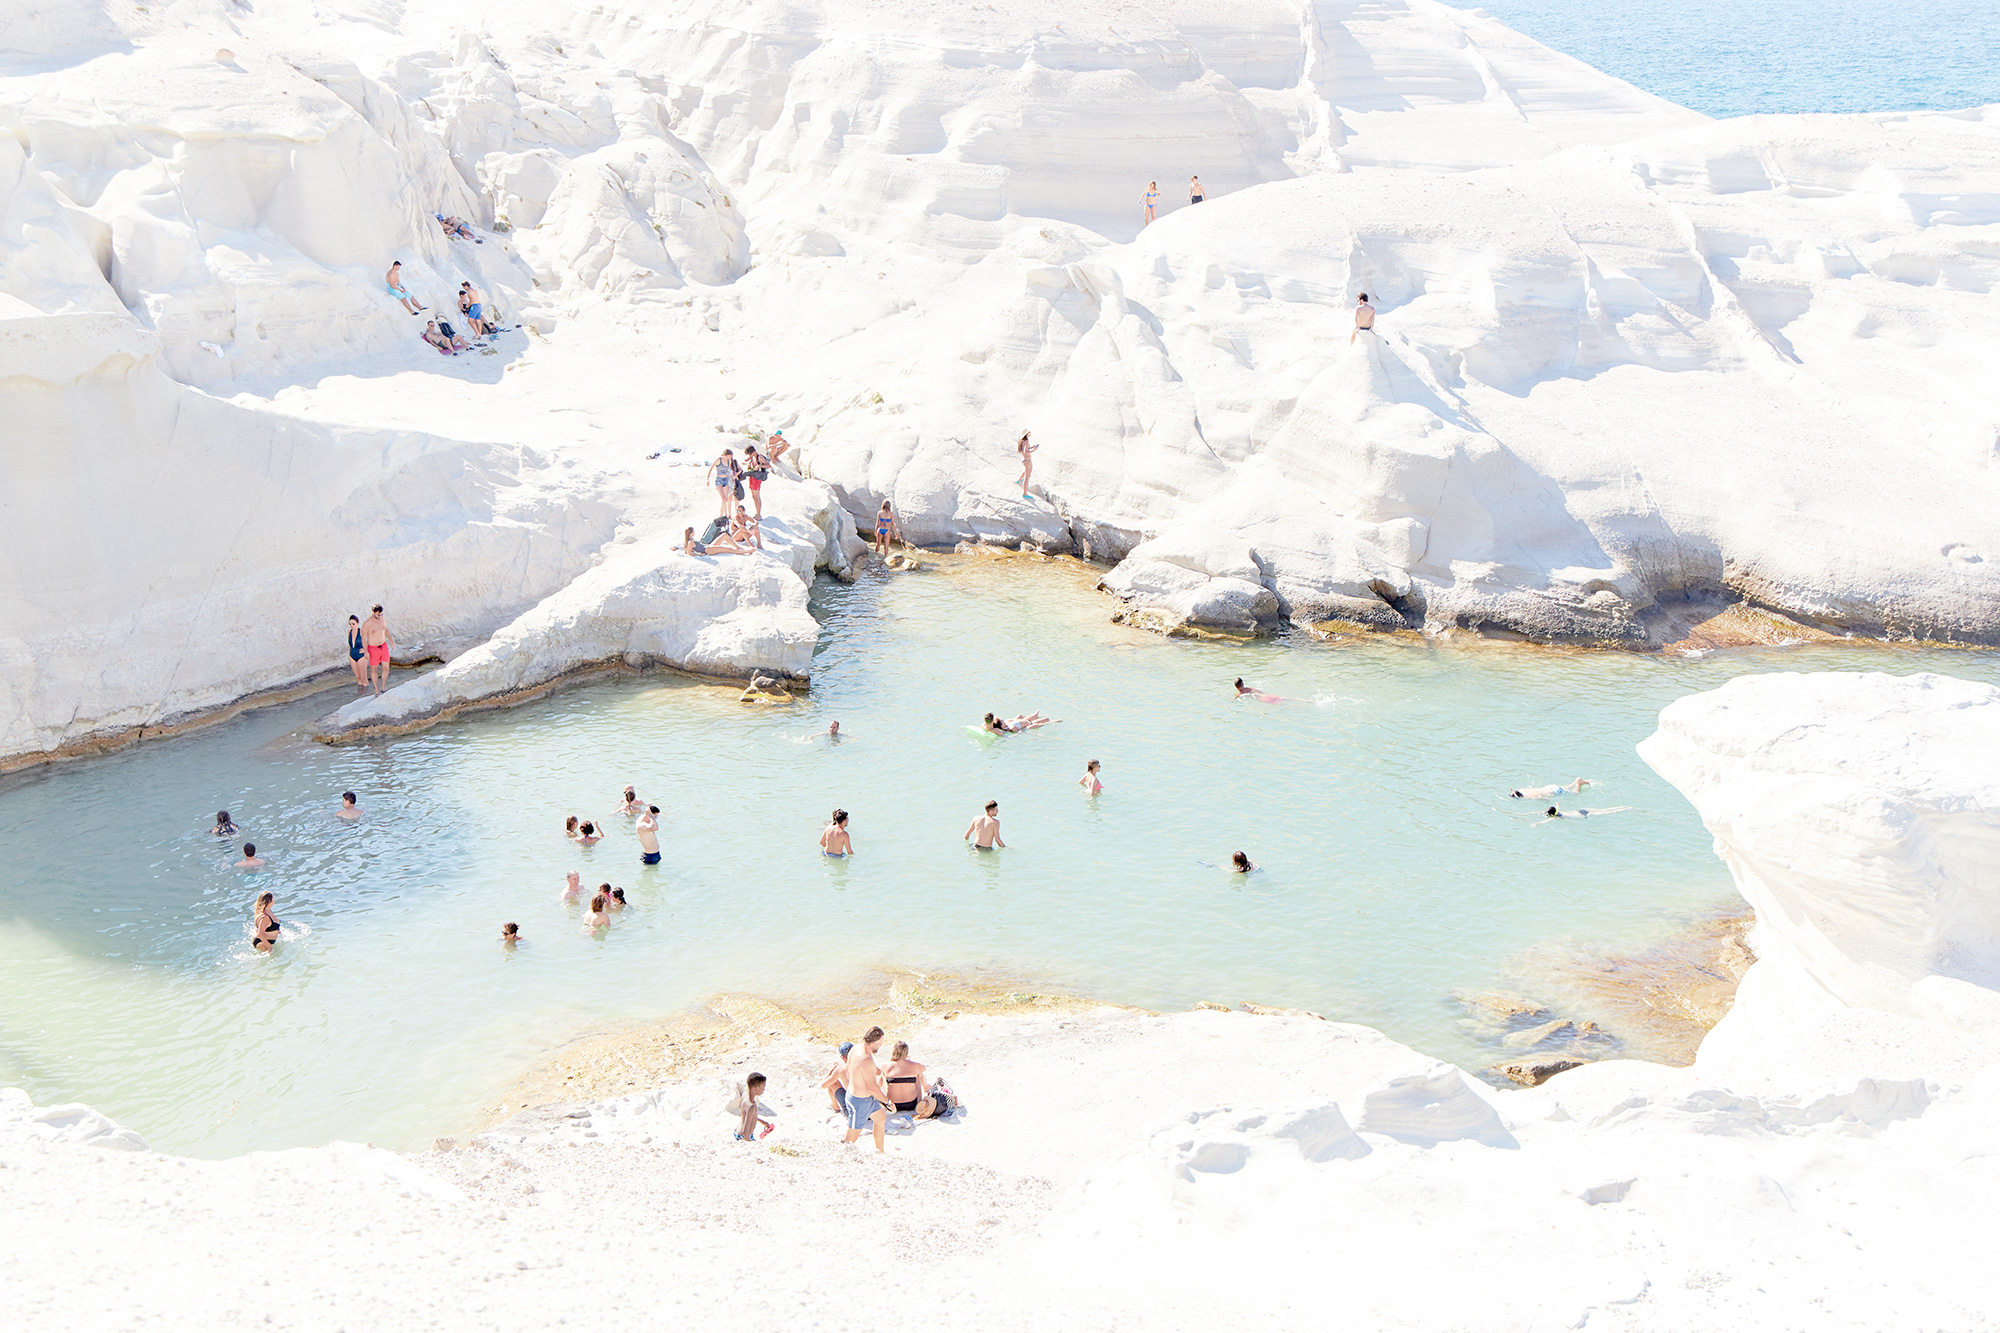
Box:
1079, 759, 1103, 796
345, 614, 368, 692
637, 805, 661, 865
211, 810, 239, 836
843, 1028, 890, 1152
500, 922, 520, 947
582, 894, 610, 931
251, 892, 281, 952
821, 1040, 856, 1115
234, 843, 265, 869
617, 785, 645, 814
709, 449, 740, 517
608, 887, 628, 911
1350, 293, 1376, 345
732, 1073, 774, 1141
359, 606, 393, 696
883, 1041, 940, 1120
741, 443, 771, 519
819, 809, 853, 856
385, 261, 422, 315
1231, 851, 1256, 873
1188, 174, 1204, 204
571, 820, 601, 847
874, 499, 900, 559
336, 791, 361, 821
965, 801, 1005, 850
1016, 430, 1037, 498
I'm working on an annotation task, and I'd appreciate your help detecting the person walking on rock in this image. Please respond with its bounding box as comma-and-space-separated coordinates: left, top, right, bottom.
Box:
1142, 180, 1159, 227
874, 500, 900, 559
1351, 293, 1376, 345
842, 1027, 891, 1152
359, 605, 394, 696
345, 614, 368, 693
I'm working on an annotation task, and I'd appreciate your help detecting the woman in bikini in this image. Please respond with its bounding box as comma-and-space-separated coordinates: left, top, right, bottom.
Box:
251, 892, 281, 953
1015, 431, 1037, 498
874, 500, 899, 559
729, 505, 764, 551
572, 820, 602, 847
1143, 180, 1159, 226
684, 525, 748, 557
882, 1041, 938, 1119
346, 615, 368, 692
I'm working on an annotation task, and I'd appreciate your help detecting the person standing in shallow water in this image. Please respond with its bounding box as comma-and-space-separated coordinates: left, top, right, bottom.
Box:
251, 892, 281, 952
1079, 759, 1103, 796
1350, 293, 1376, 345
637, 806, 661, 865
964, 800, 1005, 850
820, 809, 853, 856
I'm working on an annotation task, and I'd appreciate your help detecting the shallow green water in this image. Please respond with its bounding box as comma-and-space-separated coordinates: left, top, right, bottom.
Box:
3, 557, 1994, 1155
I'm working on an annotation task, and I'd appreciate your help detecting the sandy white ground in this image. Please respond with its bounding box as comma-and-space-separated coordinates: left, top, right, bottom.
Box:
7, 671, 2000, 1331
6, 0, 2000, 764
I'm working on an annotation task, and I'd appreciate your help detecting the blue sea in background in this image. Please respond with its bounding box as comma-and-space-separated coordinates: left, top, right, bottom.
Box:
1473, 0, 2000, 117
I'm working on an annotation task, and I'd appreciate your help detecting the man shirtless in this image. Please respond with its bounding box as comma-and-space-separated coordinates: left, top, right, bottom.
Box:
964, 800, 1005, 850
843, 1027, 890, 1152
360, 605, 394, 695
1350, 293, 1376, 345
637, 805, 661, 865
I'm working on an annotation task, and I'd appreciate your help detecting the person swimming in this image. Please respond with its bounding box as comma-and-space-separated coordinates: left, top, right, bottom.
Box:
1509, 779, 1592, 799
1230, 851, 1256, 873
234, 842, 265, 869
984, 710, 1056, 732
820, 809, 854, 856
609, 887, 628, 911
212, 810, 239, 836
336, 791, 361, 820
582, 893, 611, 931
559, 871, 583, 901
572, 820, 601, 846
501, 922, 521, 947
1234, 678, 1283, 703
617, 786, 645, 814
1540, 805, 1632, 822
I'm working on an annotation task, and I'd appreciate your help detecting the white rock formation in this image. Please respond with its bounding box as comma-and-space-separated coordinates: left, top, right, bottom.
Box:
5, 0, 1999, 768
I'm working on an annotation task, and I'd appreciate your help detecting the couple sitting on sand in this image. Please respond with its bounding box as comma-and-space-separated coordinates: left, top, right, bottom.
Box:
820, 1026, 957, 1152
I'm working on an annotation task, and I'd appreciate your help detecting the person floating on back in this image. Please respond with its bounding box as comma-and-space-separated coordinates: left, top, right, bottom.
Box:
1350, 293, 1376, 345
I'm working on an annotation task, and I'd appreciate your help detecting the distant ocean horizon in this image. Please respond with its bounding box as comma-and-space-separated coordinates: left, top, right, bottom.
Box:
1470, 0, 2000, 118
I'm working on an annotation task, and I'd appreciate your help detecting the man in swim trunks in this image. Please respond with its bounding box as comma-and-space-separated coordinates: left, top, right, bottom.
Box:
1350, 293, 1376, 345
385, 261, 423, 315
819, 809, 853, 856
741, 445, 771, 519
637, 805, 661, 864
842, 1027, 890, 1152
820, 1040, 854, 1115
964, 800, 1005, 850
360, 605, 394, 695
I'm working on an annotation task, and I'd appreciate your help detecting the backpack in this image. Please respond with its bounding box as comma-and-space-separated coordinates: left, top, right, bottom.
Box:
438, 319, 458, 339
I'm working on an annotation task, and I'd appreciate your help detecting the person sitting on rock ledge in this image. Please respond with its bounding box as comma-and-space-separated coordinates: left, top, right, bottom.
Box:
684, 525, 748, 557
421, 319, 457, 356
730, 504, 764, 551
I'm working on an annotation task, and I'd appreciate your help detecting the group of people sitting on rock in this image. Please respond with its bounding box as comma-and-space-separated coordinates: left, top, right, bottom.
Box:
388, 252, 505, 356
817, 1025, 958, 1150
683, 504, 766, 556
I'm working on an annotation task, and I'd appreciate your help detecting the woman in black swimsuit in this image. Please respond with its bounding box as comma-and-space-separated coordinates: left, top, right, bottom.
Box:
882, 1041, 937, 1119
252, 892, 281, 953
346, 614, 368, 693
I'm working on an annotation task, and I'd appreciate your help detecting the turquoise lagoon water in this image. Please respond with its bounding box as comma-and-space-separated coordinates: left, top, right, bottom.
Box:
3, 556, 1998, 1156
1475, 0, 2000, 117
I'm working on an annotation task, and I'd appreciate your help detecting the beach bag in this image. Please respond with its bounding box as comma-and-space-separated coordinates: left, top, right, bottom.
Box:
733, 480, 745, 500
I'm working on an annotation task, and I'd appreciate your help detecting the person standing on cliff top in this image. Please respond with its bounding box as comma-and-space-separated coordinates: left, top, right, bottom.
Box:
359, 605, 394, 695
1189, 175, 1205, 205
1350, 293, 1376, 345
1142, 180, 1159, 226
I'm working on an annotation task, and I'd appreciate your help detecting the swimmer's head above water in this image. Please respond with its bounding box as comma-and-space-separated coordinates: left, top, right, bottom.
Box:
1231, 851, 1253, 872
501, 922, 519, 943
831, 809, 848, 827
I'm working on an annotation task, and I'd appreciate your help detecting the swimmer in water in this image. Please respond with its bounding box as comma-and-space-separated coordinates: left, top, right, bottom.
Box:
617, 786, 645, 814
1233, 678, 1283, 703
501, 922, 521, 947
824, 721, 842, 740
1508, 779, 1592, 799
1079, 759, 1103, 796
234, 842, 266, 870
572, 820, 602, 847
609, 887, 628, 911
820, 809, 854, 856
1231, 851, 1256, 873
251, 892, 281, 952
964, 800, 1005, 851
559, 870, 583, 901
212, 810, 239, 836
582, 893, 611, 931
1539, 804, 1632, 823
637, 806, 661, 864
336, 791, 361, 820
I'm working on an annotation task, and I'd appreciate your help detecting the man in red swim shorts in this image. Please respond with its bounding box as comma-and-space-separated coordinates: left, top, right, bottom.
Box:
359, 604, 395, 696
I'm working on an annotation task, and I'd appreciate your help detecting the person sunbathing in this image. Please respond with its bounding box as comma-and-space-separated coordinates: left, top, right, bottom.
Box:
728, 506, 763, 550
882, 1041, 941, 1120
421, 320, 456, 355
684, 525, 748, 556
